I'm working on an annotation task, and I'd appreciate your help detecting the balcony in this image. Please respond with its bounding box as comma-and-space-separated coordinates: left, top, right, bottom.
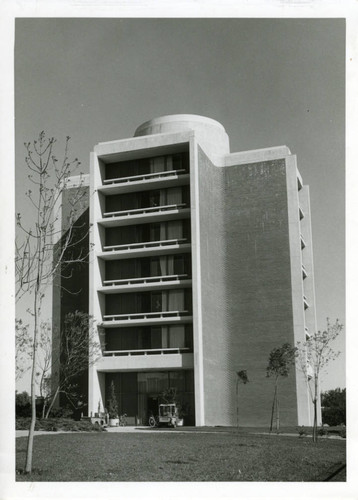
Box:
303, 295, 309, 310
97, 350, 194, 371
98, 203, 190, 227
98, 274, 192, 293
305, 327, 311, 340
299, 207, 304, 220
101, 310, 193, 328
98, 169, 190, 195
98, 238, 191, 260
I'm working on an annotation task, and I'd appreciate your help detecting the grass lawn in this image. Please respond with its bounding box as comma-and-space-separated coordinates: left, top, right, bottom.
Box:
16, 429, 346, 482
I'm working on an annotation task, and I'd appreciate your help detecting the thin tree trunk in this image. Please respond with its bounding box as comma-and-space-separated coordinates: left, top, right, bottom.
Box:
275, 381, 280, 432
45, 386, 60, 419
312, 375, 318, 442
270, 380, 278, 432
25, 288, 39, 473
41, 400, 46, 420
236, 378, 239, 428
313, 399, 317, 443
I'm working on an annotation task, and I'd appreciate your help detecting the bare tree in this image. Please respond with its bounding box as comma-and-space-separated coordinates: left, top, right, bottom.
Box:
15, 132, 90, 473
296, 319, 343, 442
16, 319, 52, 417
44, 311, 101, 418
15, 319, 31, 381
35, 322, 53, 418
266, 343, 297, 433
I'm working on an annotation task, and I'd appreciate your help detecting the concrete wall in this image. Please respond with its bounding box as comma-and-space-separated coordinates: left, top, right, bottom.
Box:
223, 157, 300, 427
299, 185, 320, 425
197, 147, 230, 426
197, 147, 304, 427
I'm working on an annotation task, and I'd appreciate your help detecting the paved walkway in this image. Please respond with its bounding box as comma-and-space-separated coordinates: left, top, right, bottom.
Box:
16, 426, 183, 437
16, 426, 234, 437
16, 427, 346, 439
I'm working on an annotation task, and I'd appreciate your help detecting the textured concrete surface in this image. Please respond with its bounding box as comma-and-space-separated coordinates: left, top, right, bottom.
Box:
197, 147, 306, 427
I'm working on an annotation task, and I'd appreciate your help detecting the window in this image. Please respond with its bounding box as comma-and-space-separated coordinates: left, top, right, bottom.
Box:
151, 292, 162, 312
173, 256, 185, 275
150, 223, 161, 241
149, 190, 160, 207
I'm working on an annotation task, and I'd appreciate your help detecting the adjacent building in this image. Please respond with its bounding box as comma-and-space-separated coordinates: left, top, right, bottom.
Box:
52, 174, 90, 409
88, 114, 318, 427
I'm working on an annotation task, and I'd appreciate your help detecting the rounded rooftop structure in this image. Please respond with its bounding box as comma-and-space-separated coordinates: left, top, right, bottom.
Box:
134, 114, 230, 156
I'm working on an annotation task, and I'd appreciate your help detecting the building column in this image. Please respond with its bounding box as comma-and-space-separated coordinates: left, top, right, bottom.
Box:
88, 368, 106, 415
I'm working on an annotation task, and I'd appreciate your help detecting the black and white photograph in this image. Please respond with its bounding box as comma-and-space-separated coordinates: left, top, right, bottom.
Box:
1, 1, 356, 498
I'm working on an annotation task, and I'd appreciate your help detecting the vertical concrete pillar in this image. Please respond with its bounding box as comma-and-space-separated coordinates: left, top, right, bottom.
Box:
189, 136, 205, 426
285, 155, 312, 425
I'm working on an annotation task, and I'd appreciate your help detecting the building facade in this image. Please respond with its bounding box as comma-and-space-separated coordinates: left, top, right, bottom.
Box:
89, 115, 317, 427
52, 174, 90, 409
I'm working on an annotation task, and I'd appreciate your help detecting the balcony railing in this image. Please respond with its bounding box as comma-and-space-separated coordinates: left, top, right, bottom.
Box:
103, 310, 190, 322
103, 347, 191, 356
103, 274, 189, 287
103, 238, 188, 252
103, 203, 187, 219
103, 169, 187, 186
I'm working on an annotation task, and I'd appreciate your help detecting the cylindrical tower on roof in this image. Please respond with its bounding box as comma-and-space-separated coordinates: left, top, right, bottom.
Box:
134, 114, 230, 158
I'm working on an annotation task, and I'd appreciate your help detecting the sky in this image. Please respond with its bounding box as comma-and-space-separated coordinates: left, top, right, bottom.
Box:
14, 17, 345, 391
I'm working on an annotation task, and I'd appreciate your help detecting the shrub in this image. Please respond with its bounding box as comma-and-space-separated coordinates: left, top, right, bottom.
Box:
48, 407, 74, 419
15, 392, 31, 418
318, 427, 328, 437
322, 407, 346, 427
321, 388, 346, 426
16, 417, 100, 432
298, 426, 306, 437
339, 428, 346, 439
107, 381, 119, 419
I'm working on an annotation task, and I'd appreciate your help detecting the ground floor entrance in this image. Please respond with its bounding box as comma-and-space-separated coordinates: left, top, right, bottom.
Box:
104, 370, 195, 426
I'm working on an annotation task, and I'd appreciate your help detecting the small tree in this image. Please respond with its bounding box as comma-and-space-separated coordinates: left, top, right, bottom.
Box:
160, 387, 188, 419
160, 387, 178, 405
45, 311, 100, 418
266, 343, 297, 432
296, 319, 343, 442
108, 381, 119, 419
15, 319, 32, 381
35, 322, 53, 418
236, 370, 249, 428
15, 132, 89, 473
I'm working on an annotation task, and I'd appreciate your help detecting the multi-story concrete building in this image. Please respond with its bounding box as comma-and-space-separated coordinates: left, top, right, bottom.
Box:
89, 114, 318, 427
